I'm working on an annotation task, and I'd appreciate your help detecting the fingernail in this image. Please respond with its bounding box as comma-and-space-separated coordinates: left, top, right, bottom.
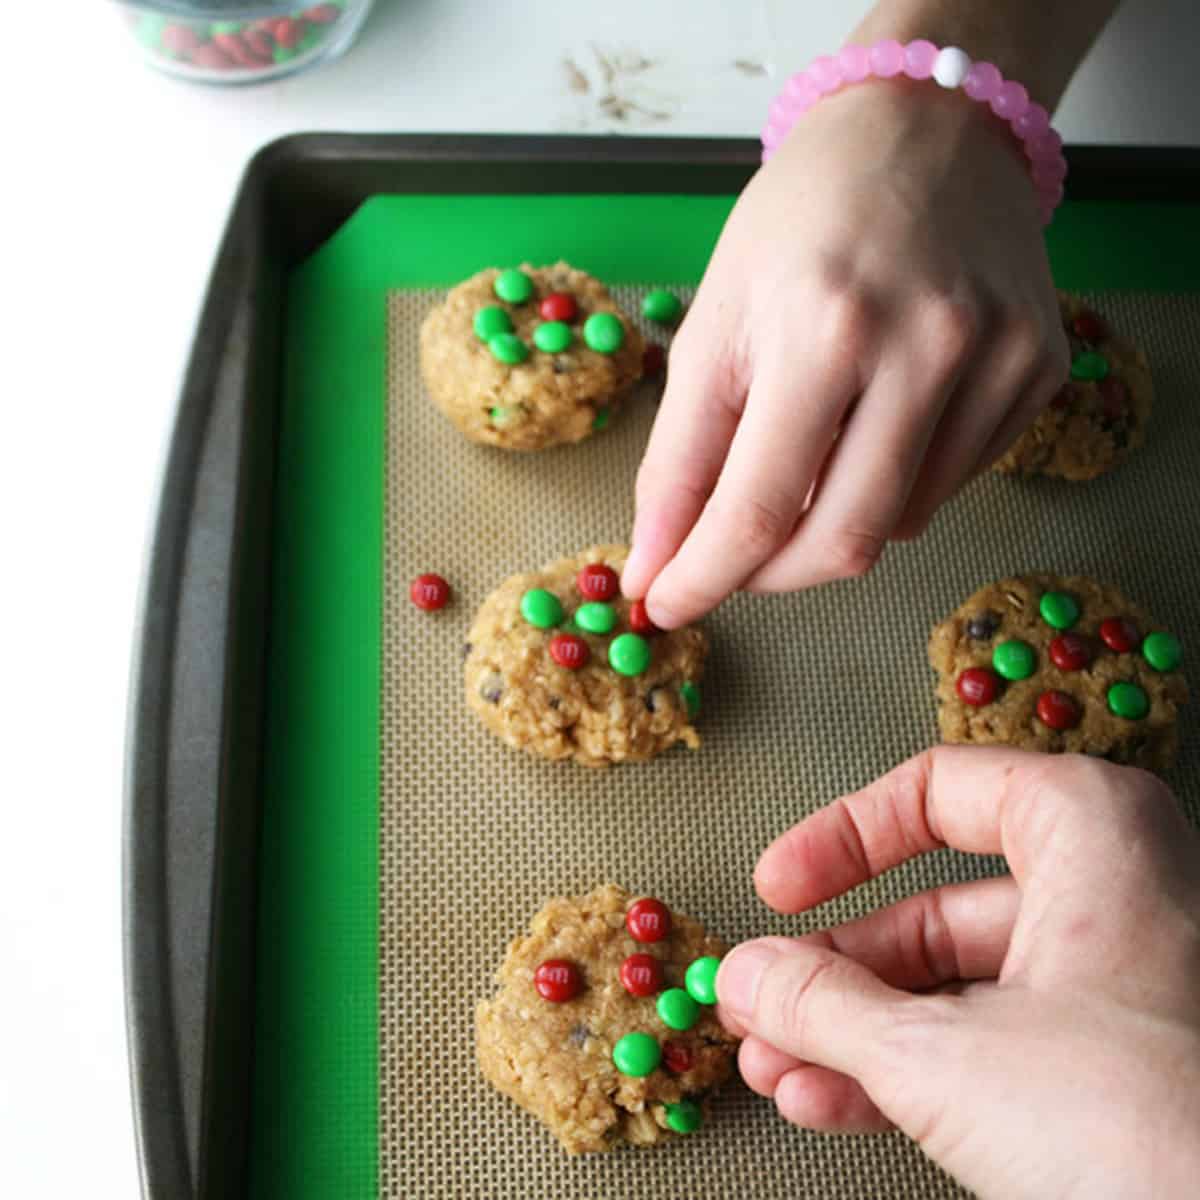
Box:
646, 600, 680, 630
717, 944, 777, 1020
621, 544, 646, 596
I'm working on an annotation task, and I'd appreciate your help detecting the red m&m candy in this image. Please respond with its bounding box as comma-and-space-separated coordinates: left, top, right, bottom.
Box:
642, 343, 666, 376
1071, 311, 1107, 342
1049, 633, 1091, 672
534, 959, 582, 1003
662, 1040, 693, 1074
619, 953, 664, 998
1100, 617, 1139, 653
577, 562, 619, 601
539, 292, 578, 323
410, 573, 451, 611
956, 667, 999, 707
1036, 690, 1081, 731
628, 599, 660, 637
626, 898, 671, 943
549, 633, 589, 670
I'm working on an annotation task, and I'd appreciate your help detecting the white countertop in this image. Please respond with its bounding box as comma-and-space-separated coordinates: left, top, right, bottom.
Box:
4, 1, 1197, 1194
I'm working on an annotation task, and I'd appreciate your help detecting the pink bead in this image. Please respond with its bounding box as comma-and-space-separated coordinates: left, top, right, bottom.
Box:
869, 39, 905, 78
962, 60, 1002, 102
991, 80, 1029, 120
808, 55, 843, 94
1013, 101, 1050, 141
783, 71, 820, 110
1041, 182, 1065, 208
837, 44, 871, 83
1030, 129, 1064, 160
1032, 157, 1068, 185
903, 39, 938, 80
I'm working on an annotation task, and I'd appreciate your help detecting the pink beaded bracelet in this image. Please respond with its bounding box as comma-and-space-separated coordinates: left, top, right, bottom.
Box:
762, 40, 1067, 226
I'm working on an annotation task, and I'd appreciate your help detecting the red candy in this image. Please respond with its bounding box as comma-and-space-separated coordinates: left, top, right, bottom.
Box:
539, 292, 578, 323
273, 17, 305, 47
1049, 383, 1077, 411
1100, 617, 1139, 653
662, 1040, 694, 1074
642, 343, 666, 376
956, 667, 999, 707
189, 42, 235, 69
1099, 376, 1129, 421
161, 23, 203, 54
1049, 633, 1091, 672
534, 959, 582, 1003
1071, 311, 1107, 342
1036, 689, 1081, 731
410, 573, 451, 611
243, 27, 276, 57
577, 562, 619, 601
626, 898, 671, 943
303, 4, 343, 22
619, 953, 664, 998
628, 599, 660, 637
549, 633, 589, 670
213, 32, 268, 67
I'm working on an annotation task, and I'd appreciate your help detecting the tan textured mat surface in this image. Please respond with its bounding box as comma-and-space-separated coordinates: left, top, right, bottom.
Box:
381, 288, 1200, 1198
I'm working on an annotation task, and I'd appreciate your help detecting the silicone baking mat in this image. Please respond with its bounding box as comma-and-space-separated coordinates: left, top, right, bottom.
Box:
252, 194, 1200, 1200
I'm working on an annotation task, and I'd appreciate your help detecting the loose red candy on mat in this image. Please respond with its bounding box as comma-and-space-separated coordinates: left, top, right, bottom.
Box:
577, 562, 619, 601
549, 633, 590, 670
662, 1040, 694, 1073
539, 292, 578, 323
619, 953, 664, 998
1100, 617, 1139, 653
1071, 311, 1107, 342
410, 573, 451, 611
642, 343, 666, 376
626, 898, 671, 943
956, 667, 999, 707
1037, 690, 1081, 731
1049, 633, 1091, 672
628, 599, 660, 637
534, 960, 582, 1003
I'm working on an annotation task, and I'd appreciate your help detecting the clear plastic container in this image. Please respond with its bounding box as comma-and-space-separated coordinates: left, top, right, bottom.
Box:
117, 1, 374, 83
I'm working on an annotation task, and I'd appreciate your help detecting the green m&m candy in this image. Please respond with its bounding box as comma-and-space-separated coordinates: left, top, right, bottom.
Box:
685, 956, 720, 1006
533, 321, 572, 353
642, 289, 683, 324
575, 601, 616, 635
473, 305, 513, 341
592, 407, 610, 432
664, 1100, 702, 1134
488, 332, 529, 365
1142, 631, 1182, 672
520, 588, 563, 629
657, 988, 700, 1032
1070, 351, 1110, 381
583, 312, 625, 354
680, 681, 701, 720
493, 268, 534, 304
993, 639, 1036, 681
613, 1031, 660, 1077
1039, 591, 1080, 630
489, 406, 521, 428
1107, 681, 1149, 720
609, 633, 651, 677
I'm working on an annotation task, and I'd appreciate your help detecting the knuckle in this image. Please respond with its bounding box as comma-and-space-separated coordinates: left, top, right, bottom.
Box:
819, 291, 874, 364
769, 954, 840, 1048
720, 494, 792, 558
924, 297, 977, 366
819, 526, 886, 580
1002, 312, 1046, 373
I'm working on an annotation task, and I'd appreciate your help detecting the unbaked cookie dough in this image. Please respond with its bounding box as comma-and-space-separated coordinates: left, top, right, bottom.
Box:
476, 883, 738, 1154
929, 574, 1187, 770
993, 295, 1152, 481
464, 546, 706, 767
419, 262, 645, 451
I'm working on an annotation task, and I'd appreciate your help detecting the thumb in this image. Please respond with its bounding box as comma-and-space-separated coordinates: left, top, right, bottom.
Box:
717, 937, 914, 1080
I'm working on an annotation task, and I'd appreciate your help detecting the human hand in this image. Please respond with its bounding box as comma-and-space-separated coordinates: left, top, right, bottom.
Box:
623, 81, 1068, 628
716, 748, 1200, 1200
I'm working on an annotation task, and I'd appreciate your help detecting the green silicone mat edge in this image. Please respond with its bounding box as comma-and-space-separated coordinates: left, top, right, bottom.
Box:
250, 191, 1200, 1200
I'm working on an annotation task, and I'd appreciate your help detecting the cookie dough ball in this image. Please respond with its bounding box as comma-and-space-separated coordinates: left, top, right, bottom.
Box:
420, 262, 645, 451
476, 884, 738, 1154
929, 574, 1187, 771
993, 295, 1152, 481
464, 546, 706, 767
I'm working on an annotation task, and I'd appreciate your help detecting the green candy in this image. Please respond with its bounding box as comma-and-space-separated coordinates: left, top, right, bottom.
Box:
1142, 631, 1182, 672
533, 320, 572, 353
664, 1100, 703, 1134
575, 602, 616, 635
657, 988, 700, 1032
1039, 591, 1080, 630
583, 312, 625, 354
993, 639, 1036, 681
592, 407, 610, 431
473, 306, 513, 341
685, 956, 720, 1006
297, 26, 325, 53
609, 633, 652, 677
489, 406, 522, 428
210, 20, 242, 34
613, 1031, 660, 1077
1108, 681, 1149, 720
1070, 351, 1110, 381
493, 268, 534, 304
273, 45, 300, 63
135, 13, 168, 46
488, 332, 529, 365
642, 289, 683, 324
680, 681, 701, 720
520, 588, 563, 629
